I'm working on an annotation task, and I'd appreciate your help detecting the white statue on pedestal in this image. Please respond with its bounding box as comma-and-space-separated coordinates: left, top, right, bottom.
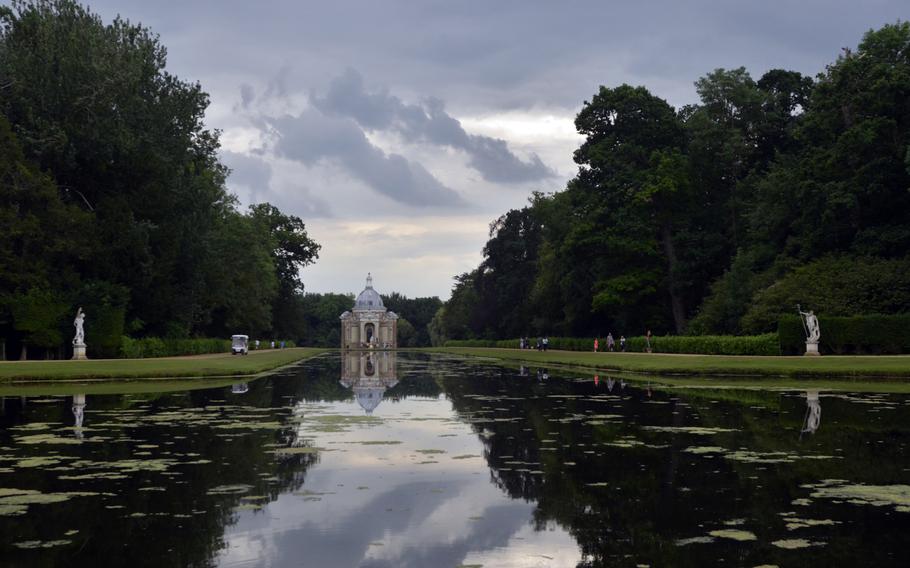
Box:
71, 308, 88, 360
797, 305, 821, 356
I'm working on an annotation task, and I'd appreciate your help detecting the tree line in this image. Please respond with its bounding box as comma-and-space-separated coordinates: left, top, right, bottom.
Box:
295, 292, 442, 348
434, 22, 910, 342
0, 0, 320, 358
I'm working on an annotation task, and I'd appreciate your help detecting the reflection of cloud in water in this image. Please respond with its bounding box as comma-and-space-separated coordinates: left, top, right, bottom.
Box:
218, 480, 561, 568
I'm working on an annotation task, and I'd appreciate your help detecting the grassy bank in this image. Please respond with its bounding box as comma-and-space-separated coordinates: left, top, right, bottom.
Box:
426, 347, 910, 378
0, 348, 328, 382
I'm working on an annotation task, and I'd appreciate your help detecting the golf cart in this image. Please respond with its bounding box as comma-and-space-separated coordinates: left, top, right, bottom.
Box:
231, 334, 249, 355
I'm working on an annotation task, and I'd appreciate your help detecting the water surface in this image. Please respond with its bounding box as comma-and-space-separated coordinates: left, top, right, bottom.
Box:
1, 352, 909, 566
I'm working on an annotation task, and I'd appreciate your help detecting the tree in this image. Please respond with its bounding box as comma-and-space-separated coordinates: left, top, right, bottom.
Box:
0, 1, 323, 350
10, 288, 67, 359
564, 84, 688, 333
0, 0, 235, 336
248, 203, 320, 340
397, 318, 416, 347
0, 116, 89, 295
381, 293, 443, 347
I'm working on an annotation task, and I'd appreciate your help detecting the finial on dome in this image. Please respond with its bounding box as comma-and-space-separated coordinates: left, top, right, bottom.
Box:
366, 272, 373, 288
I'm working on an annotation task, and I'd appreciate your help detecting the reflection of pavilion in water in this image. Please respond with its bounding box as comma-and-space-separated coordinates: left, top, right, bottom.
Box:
340, 351, 398, 414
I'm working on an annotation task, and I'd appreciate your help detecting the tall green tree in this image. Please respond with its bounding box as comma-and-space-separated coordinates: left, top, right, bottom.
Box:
248, 203, 321, 339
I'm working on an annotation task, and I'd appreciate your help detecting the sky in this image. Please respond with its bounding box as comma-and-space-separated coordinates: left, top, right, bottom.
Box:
83, 0, 907, 300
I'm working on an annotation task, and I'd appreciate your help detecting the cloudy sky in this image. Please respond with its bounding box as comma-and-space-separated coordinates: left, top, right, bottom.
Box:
85, 0, 905, 299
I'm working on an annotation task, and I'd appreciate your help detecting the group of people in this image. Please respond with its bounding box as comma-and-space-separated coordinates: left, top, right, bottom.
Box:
252, 340, 285, 349
594, 333, 626, 352
593, 329, 653, 353
519, 336, 549, 351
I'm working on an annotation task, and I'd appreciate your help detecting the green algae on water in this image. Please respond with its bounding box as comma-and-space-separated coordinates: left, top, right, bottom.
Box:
675, 536, 715, 546
708, 529, 757, 541
802, 480, 910, 512
13, 539, 72, 549
642, 426, 738, 435
274, 446, 321, 455
772, 539, 823, 549
207, 484, 254, 495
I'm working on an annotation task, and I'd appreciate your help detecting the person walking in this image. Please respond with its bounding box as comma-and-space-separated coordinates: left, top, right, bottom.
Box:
543, 337, 549, 351
619, 335, 626, 352
606, 333, 615, 352
594, 338, 599, 352
645, 329, 652, 353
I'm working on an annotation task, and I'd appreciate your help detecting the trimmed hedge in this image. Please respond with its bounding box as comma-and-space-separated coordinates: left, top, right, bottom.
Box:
120, 337, 298, 358
779, 314, 910, 355
444, 334, 780, 356
119, 337, 231, 359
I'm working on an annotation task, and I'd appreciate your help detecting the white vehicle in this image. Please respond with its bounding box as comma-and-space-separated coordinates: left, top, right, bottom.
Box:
231, 334, 249, 355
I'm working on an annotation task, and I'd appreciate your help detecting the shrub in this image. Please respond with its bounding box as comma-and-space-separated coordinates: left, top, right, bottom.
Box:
444, 334, 780, 356
119, 337, 231, 358
778, 314, 910, 355
743, 256, 910, 333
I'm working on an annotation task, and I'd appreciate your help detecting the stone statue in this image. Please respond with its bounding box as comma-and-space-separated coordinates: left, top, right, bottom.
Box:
71, 308, 88, 360
797, 305, 821, 356
73, 307, 86, 345
799, 309, 821, 343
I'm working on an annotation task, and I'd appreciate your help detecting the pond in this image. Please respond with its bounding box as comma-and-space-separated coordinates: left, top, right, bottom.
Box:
1, 351, 909, 567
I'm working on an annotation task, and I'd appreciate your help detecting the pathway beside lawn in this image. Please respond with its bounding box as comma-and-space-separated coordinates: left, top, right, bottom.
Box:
0, 348, 329, 381
426, 347, 910, 378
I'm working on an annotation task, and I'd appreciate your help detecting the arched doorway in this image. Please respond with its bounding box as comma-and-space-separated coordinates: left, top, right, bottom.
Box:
364, 323, 375, 344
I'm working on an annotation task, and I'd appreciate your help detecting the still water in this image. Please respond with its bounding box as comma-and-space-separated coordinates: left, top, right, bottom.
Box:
1, 352, 909, 567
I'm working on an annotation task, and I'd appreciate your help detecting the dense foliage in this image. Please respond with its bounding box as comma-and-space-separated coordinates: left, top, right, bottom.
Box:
0, 0, 319, 358
779, 314, 910, 355
437, 23, 910, 343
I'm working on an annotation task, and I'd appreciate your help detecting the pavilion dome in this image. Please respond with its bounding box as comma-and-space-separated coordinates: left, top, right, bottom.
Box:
353, 273, 385, 311
354, 386, 386, 414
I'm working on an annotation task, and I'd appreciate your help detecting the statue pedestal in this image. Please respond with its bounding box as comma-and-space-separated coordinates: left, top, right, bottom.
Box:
72, 343, 88, 360
804, 341, 820, 356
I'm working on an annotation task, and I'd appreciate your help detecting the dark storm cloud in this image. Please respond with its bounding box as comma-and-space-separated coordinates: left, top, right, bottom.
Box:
269, 109, 465, 208
86, 0, 908, 115
312, 69, 556, 183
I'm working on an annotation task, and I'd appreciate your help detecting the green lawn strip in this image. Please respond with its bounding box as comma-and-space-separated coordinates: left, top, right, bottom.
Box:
0, 377, 243, 397
423, 347, 910, 379
439, 355, 910, 393
0, 348, 328, 382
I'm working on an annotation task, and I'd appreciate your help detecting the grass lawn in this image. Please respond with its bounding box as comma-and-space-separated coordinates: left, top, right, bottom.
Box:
0, 347, 328, 382
0, 377, 246, 397
426, 347, 910, 379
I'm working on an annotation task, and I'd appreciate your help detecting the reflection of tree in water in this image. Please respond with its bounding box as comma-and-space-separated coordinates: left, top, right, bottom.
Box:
0, 379, 323, 567
441, 368, 910, 567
